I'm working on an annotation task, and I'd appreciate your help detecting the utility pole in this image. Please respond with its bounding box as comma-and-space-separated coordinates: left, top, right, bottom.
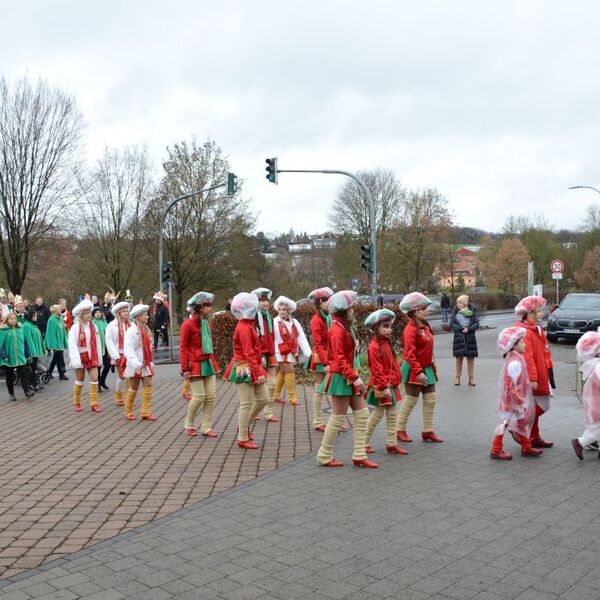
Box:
268, 164, 378, 296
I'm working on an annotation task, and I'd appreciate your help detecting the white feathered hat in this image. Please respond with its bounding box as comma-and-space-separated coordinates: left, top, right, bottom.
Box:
72, 299, 94, 318
130, 304, 149, 319
111, 301, 130, 317
273, 295, 297, 313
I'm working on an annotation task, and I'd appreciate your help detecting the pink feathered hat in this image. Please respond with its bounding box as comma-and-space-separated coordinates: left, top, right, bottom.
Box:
576, 331, 600, 363
514, 295, 546, 317
497, 326, 526, 355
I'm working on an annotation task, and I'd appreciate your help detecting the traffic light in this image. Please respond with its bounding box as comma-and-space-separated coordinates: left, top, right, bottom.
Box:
265, 157, 278, 184
227, 172, 239, 196
360, 243, 373, 273
162, 261, 172, 283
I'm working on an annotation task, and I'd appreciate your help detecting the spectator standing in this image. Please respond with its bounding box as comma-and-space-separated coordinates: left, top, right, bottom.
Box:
449, 294, 480, 386
440, 293, 450, 324
101, 291, 116, 324
152, 292, 170, 349
34, 297, 51, 337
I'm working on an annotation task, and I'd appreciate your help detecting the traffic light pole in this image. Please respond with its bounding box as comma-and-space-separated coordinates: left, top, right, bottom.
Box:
276, 169, 377, 296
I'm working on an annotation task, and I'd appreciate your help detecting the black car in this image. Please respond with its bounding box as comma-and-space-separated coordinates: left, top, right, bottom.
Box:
546, 293, 600, 342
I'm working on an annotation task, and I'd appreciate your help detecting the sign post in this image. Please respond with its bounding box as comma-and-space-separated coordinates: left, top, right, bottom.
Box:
551, 259, 564, 305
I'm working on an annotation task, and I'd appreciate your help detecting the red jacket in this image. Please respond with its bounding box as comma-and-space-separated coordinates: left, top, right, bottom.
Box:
310, 312, 329, 365
515, 319, 551, 396
256, 311, 275, 355
229, 319, 267, 383
402, 319, 435, 383
327, 317, 358, 382
180, 315, 218, 376
367, 336, 401, 391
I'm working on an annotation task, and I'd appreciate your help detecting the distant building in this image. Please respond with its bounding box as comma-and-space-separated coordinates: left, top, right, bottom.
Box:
313, 238, 337, 249
288, 244, 312, 253
436, 247, 479, 289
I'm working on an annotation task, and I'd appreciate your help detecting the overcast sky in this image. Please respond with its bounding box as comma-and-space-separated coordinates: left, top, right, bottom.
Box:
3, 0, 600, 236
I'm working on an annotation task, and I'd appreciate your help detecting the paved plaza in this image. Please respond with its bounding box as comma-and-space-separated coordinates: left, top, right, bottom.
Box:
1, 324, 599, 599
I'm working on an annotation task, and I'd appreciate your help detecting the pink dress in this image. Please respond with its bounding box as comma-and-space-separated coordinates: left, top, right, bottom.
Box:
581, 358, 600, 426
495, 351, 535, 438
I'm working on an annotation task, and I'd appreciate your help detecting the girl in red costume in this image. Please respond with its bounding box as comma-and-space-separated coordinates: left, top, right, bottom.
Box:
223, 292, 270, 450
364, 309, 408, 456
273, 295, 311, 406
316, 290, 376, 468
490, 326, 539, 460
67, 299, 102, 413
396, 292, 443, 443
180, 292, 220, 438
105, 301, 131, 406
252, 287, 279, 422
514, 296, 554, 448
306, 287, 346, 432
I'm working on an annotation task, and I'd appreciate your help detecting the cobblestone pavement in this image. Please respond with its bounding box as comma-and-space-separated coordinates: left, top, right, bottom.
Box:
2, 329, 598, 599
0, 367, 327, 580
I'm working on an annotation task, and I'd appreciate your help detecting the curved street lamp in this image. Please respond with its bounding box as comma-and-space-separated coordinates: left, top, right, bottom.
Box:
569, 185, 600, 196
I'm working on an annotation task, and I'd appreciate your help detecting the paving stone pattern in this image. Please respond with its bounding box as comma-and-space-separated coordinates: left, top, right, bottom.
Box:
2, 343, 600, 599
0, 371, 326, 580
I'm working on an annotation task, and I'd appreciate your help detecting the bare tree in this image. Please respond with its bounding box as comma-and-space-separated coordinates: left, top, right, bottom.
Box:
328, 168, 405, 241
143, 139, 257, 320
75, 146, 153, 296
0, 77, 84, 292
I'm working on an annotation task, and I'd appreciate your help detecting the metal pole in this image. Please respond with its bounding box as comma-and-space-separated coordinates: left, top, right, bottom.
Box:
278, 169, 378, 296
168, 280, 175, 362
556, 278, 559, 306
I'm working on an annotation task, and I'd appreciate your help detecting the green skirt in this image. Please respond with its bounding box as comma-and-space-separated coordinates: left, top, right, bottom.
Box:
400, 361, 437, 385
319, 372, 356, 396
201, 358, 220, 377
366, 386, 401, 407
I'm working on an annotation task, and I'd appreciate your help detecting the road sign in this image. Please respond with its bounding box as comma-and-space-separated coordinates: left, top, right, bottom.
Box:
552, 272, 563, 280
551, 259, 564, 274
351, 278, 359, 286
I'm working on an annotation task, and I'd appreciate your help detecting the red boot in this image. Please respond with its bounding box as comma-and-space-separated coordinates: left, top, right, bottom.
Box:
237, 440, 259, 450
397, 430, 412, 443
530, 405, 553, 447
314, 424, 326, 432
322, 458, 343, 467
365, 446, 375, 454
520, 437, 543, 457
422, 431, 443, 443
386, 444, 409, 455
352, 458, 379, 468
490, 434, 512, 460
91, 405, 102, 413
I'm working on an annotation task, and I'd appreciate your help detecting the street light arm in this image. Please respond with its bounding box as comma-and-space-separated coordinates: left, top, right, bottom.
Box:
568, 185, 600, 195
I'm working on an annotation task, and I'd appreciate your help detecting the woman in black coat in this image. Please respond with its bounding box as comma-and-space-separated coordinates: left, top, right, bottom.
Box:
449, 294, 479, 386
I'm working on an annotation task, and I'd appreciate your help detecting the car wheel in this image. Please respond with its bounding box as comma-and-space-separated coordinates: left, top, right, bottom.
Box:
547, 334, 558, 343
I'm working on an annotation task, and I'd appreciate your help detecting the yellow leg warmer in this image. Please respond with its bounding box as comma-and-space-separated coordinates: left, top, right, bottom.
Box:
385, 405, 398, 445
115, 389, 123, 405
73, 382, 83, 407
365, 406, 385, 447
249, 383, 270, 421
285, 372, 298, 403
237, 383, 254, 441
141, 386, 153, 417
273, 371, 285, 401
352, 408, 369, 461
88, 381, 99, 407
422, 392, 437, 432
200, 376, 216, 433
124, 387, 137, 417
313, 389, 325, 428
183, 378, 191, 395
396, 394, 418, 432
185, 378, 205, 429
317, 414, 346, 464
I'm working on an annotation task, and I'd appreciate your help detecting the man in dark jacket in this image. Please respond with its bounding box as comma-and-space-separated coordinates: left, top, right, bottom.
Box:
34, 297, 51, 337
440, 293, 450, 323
153, 293, 170, 348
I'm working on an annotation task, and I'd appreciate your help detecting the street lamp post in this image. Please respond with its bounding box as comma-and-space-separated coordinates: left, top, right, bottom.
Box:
568, 185, 600, 196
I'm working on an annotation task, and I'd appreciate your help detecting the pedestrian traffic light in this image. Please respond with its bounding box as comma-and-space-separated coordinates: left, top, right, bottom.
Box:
227, 172, 239, 196
360, 243, 373, 273
265, 157, 278, 184
162, 261, 172, 283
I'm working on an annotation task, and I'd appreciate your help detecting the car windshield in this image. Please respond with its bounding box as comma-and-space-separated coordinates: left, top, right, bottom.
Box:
560, 295, 600, 311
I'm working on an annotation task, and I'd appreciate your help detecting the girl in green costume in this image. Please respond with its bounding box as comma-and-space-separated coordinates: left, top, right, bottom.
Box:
0, 312, 34, 400
92, 306, 110, 392
23, 309, 46, 391
46, 304, 69, 380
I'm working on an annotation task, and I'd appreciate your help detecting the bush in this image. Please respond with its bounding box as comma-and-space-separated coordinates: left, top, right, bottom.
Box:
211, 304, 409, 383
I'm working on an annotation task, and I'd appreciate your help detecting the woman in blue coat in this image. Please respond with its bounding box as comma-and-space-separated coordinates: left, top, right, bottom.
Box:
449, 294, 479, 386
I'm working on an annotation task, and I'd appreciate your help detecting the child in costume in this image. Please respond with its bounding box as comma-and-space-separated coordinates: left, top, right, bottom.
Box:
180, 292, 220, 437
92, 306, 110, 393
273, 295, 311, 406
105, 301, 131, 406
0, 312, 34, 400
306, 287, 348, 432
252, 287, 279, 422
68, 299, 103, 413
46, 304, 69, 381
364, 309, 408, 456
223, 293, 270, 450
123, 304, 157, 421
316, 290, 376, 468
571, 332, 600, 460
514, 295, 554, 448
396, 292, 443, 444
23, 309, 46, 392
491, 326, 540, 460
182, 308, 193, 400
